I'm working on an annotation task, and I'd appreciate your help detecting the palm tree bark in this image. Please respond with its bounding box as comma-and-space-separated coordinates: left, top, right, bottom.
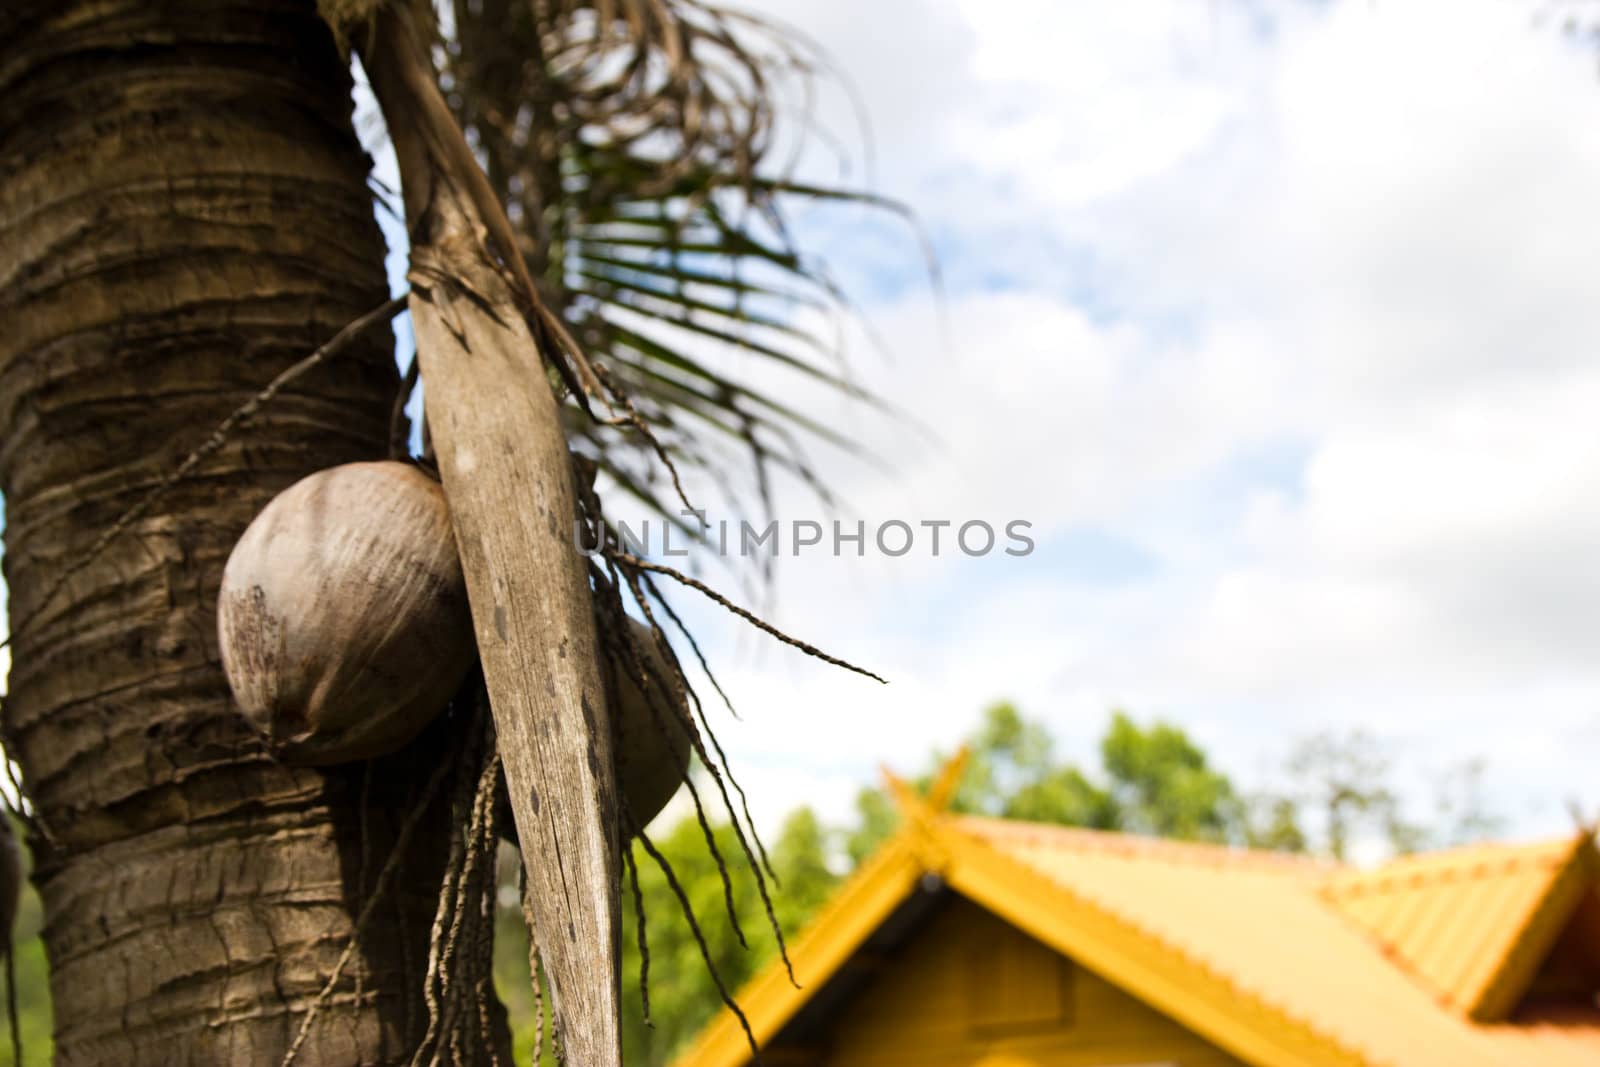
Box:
0, 1, 459, 1063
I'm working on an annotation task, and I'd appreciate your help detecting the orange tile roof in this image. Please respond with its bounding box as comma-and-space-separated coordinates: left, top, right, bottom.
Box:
958, 817, 1600, 1067
676, 774, 1600, 1067
1320, 835, 1592, 1019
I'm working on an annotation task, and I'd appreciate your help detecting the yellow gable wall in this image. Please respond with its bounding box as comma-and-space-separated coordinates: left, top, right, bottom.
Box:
766, 896, 1249, 1067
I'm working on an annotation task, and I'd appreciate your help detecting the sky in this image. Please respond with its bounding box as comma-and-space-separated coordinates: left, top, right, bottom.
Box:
592, 0, 1600, 847
6, 0, 1598, 855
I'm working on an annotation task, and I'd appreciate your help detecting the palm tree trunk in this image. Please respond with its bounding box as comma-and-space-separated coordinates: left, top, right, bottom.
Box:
0, 1, 458, 1063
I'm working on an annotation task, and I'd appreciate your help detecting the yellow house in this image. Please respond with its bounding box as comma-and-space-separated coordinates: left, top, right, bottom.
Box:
673, 756, 1600, 1067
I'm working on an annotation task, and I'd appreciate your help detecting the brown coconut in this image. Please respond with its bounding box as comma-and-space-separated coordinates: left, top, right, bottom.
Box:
612, 617, 693, 826
494, 616, 692, 838
218, 461, 476, 765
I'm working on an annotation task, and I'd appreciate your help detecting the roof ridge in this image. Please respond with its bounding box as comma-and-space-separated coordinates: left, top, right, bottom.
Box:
1320, 833, 1585, 898
950, 814, 1335, 873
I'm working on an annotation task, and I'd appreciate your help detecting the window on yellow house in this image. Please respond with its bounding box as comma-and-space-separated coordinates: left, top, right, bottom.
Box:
966, 921, 1073, 1033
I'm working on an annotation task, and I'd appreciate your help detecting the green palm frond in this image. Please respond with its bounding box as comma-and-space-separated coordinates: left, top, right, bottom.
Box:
434, 0, 926, 536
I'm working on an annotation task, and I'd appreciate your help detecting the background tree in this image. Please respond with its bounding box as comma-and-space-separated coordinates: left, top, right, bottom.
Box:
1276, 732, 1502, 861
1099, 711, 1239, 841
1241, 795, 1310, 854
847, 704, 1245, 862
1283, 731, 1414, 861
946, 703, 1120, 828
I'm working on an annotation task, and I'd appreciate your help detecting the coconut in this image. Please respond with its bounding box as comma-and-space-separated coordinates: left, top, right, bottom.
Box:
493, 616, 692, 838
218, 461, 475, 765
612, 617, 693, 826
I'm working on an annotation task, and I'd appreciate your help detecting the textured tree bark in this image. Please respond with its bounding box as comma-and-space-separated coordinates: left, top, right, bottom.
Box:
0, 1, 458, 1063
361, 8, 624, 1064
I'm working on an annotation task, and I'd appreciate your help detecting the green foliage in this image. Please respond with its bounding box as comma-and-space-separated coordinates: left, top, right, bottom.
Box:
847, 704, 1245, 862
1242, 795, 1310, 854
949, 703, 1124, 828
495, 806, 840, 1067
1099, 711, 1239, 842
2, 816, 53, 1067
615, 809, 838, 1064
842, 786, 897, 870
1, 936, 51, 1067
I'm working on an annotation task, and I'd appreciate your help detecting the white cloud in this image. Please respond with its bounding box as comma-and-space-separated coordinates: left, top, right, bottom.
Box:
657, 0, 1600, 841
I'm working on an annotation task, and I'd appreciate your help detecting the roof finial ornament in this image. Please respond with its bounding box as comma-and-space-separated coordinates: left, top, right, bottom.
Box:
1562, 796, 1599, 841
880, 745, 971, 819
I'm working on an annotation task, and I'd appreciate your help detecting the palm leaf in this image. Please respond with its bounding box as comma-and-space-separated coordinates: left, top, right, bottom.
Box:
434, 0, 926, 539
